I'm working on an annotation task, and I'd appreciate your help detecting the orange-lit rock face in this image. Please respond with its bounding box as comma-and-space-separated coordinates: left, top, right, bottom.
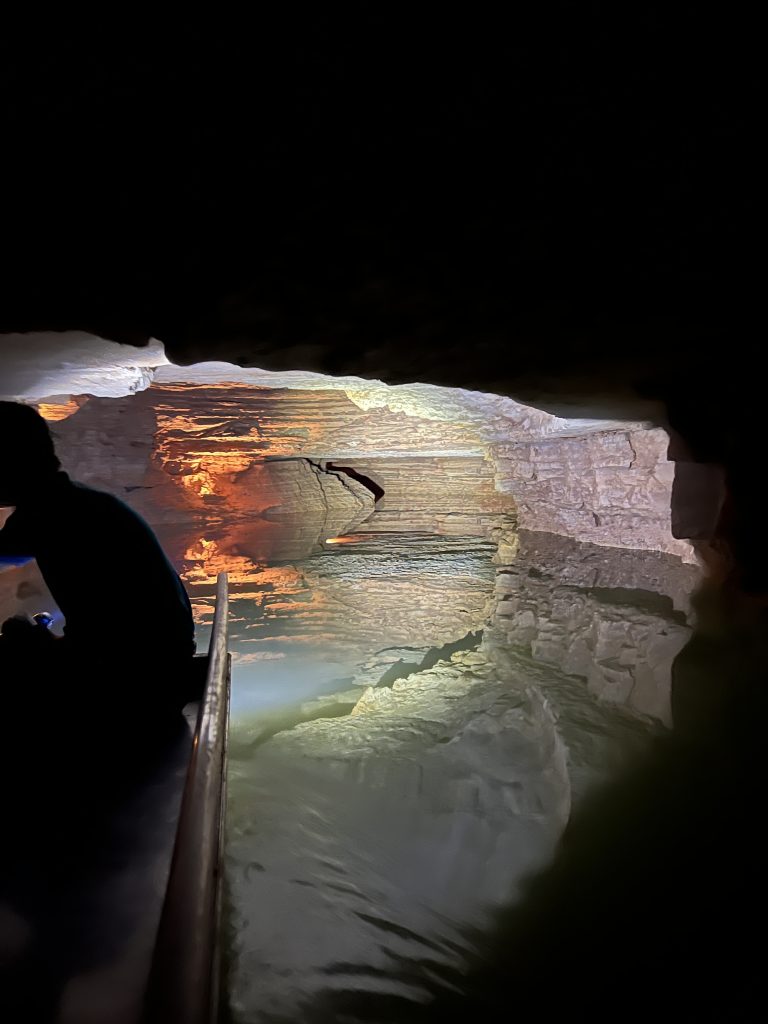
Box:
37, 397, 88, 421
50, 379, 691, 559
148, 459, 374, 565
148, 383, 488, 517
150, 381, 487, 462
182, 537, 261, 588
5, 376, 698, 724
146, 385, 516, 546
170, 525, 497, 680
178, 533, 318, 637
52, 383, 510, 561
52, 386, 385, 560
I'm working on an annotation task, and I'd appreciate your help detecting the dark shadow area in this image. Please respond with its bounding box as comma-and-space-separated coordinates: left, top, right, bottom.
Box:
0, 404, 208, 1020
1, 15, 764, 1021
0, 697, 197, 1022
296, 688, 768, 1022
0, 15, 757, 409
326, 464, 385, 503
587, 586, 689, 623
376, 631, 483, 689
230, 701, 360, 757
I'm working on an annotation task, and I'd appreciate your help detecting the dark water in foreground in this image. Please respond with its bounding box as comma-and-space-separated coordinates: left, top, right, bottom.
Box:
0, 526, 695, 1022
210, 531, 692, 1023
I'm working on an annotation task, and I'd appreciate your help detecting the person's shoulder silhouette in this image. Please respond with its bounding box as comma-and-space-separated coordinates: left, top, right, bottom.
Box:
0, 401, 194, 660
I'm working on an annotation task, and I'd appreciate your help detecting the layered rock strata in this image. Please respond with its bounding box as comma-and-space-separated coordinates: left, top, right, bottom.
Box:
491, 427, 692, 559
329, 456, 513, 537
180, 533, 498, 677
34, 368, 694, 559
484, 532, 699, 726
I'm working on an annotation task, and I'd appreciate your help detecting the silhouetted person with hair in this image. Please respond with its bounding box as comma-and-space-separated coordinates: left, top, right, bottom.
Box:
0, 401, 197, 734
0, 402, 205, 1017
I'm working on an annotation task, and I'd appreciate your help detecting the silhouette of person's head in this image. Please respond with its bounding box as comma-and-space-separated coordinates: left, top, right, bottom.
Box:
0, 402, 61, 506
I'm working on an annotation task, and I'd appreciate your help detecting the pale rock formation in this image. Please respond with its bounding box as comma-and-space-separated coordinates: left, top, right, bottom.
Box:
491, 426, 694, 560
0, 339, 704, 557
49, 391, 377, 559
49, 394, 163, 494
0, 333, 166, 401
330, 456, 514, 537
45, 377, 691, 559
152, 362, 652, 439
484, 532, 699, 726
169, 532, 498, 702
287, 535, 497, 662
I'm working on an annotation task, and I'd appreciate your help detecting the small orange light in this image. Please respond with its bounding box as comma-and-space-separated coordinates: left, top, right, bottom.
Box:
37, 399, 82, 422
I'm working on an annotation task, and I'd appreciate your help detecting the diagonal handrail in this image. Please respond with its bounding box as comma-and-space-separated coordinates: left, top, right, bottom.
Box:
144, 572, 231, 1024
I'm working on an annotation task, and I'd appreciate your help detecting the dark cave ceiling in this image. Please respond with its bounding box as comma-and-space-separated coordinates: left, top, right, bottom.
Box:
0, 12, 759, 459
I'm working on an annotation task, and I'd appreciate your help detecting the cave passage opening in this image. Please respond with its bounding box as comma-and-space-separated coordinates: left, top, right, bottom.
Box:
0, 342, 704, 1023
16, 356, 700, 719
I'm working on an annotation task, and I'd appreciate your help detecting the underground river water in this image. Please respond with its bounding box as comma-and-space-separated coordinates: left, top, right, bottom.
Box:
173, 524, 698, 1023
0, 514, 699, 1022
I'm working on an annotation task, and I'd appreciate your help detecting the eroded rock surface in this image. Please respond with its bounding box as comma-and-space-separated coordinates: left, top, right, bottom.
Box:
176, 532, 499, 708
49, 389, 381, 560
484, 532, 699, 726
332, 456, 512, 537
492, 426, 692, 559
33, 368, 693, 558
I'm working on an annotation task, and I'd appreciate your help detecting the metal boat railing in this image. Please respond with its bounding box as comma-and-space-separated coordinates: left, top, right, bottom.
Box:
144, 572, 231, 1024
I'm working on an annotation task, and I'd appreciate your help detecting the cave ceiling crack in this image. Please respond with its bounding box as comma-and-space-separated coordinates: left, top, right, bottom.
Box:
626, 433, 638, 469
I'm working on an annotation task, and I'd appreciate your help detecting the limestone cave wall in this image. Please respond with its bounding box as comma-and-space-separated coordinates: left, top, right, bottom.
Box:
39, 368, 694, 562
492, 426, 692, 560
485, 532, 699, 727
0, 355, 705, 736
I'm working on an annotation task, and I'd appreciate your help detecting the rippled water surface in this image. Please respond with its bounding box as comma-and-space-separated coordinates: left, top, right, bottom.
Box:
210, 530, 692, 1023
0, 522, 694, 1023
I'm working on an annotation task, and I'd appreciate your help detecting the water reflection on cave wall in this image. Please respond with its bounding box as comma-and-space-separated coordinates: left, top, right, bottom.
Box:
219, 527, 698, 1022
161, 527, 499, 716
